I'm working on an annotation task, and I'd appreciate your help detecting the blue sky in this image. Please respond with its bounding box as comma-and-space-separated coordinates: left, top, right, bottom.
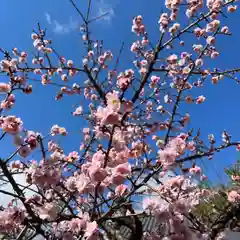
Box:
0, 0, 240, 184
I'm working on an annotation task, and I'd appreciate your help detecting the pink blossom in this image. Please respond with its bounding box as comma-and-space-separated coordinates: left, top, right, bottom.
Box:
73, 106, 83, 116
61, 74, 68, 82
132, 15, 145, 35
167, 54, 178, 64
51, 124, 67, 136
189, 166, 201, 175
196, 95, 206, 104
0, 116, 23, 134
142, 198, 158, 211
111, 173, 126, 185
227, 190, 240, 202
41, 74, 50, 85
151, 75, 160, 84
154, 202, 170, 221
174, 199, 189, 214
195, 58, 203, 67
130, 42, 139, 52
0, 83, 11, 93
114, 163, 131, 175
221, 26, 229, 34
211, 51, 219, 59
18, 145, 31, 158
200, 174, 208, 181
0, 207, 25, 233
106, 91, 120, 111
159, 13, 169, 32
65, 151, 80, 162
1, 94, 15, 110
10, 160, 23, 169
207, 0, 223, 11
92, 151, 105, 167
89, 165, 107, 182
27, 163, 61, 189
67, 60, 73, 67
122, 101, 133, 113
186, 141, 196, 151
76, 174, 94, 194
168, 136, 186, 154
48, 140, 59, 152
34, 68, 42, 74
25, 131, 38, 149
65, 176, 77, 192
25, 195, 42, 204
231, 175, 240, 181
84, 221, 98, 239
167, 175, 185, 188
115, 184, 128, 196
68, 218, 86, 233
50, 150, 64, 161
117, 75, 131, 90
95, 106, 120, 126
158, 148, 177, 169
31, 33, 38, 39
206, 36, 216, 45
38, 202, 58, 220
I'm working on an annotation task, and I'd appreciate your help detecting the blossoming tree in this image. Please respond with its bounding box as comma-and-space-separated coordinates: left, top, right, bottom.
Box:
0, 0, 240, 239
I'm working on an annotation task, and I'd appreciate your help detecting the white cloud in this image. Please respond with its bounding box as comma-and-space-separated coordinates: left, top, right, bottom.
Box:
44, 13, 78, 35
95, 0, 115, 24
44, 12, 52, 25
0, 173, 36, 207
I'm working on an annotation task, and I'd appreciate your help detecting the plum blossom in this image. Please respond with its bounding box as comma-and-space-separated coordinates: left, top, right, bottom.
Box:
206, 36, 216, 45
0, 83, 11, 93
166, 175, 184, 188
88, 165, 107, 182
0, 1, 238, 239
0, 207, 25, 233
117, 69, 134, 90
153, 202, 170, 221
231, 175, 240, 181
111, 172, 126, 185
92, 151, 105, 166
51, 124, 67, 136
84, 221, 98, 239
0, 116, 23, 134
114, 162, 131, 175
18, 145, 31, 158
1, 94, 15, 110
68, 218, 86, 233
142, 198, 159, 212
38, 202, 58, 220
132, 15, 145, 35
189, 165, 201, 175
73, 106, 83, 116
95, 106, 120, 126
158, 148, 177, 170
27, 162, 61, 189
227, 190, 240, 203
65, 151, 80, 162
207, 0, 223, 11
106, 91, 120, 111
159, 13, 169, 32
115, 184, 128, 196
196, 95, 206, 104
25, 131, 39, 149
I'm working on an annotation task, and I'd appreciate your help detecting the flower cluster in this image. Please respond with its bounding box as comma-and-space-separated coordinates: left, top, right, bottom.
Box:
0, 0, 238, 239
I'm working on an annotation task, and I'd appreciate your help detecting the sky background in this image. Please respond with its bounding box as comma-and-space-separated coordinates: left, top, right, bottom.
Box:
0, 0, 240, 186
